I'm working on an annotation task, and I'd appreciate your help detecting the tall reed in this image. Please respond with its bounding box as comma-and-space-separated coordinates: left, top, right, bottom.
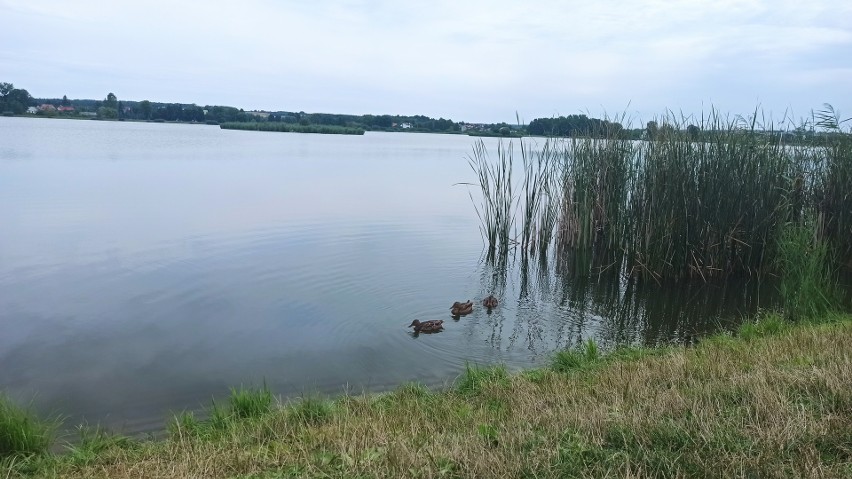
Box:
629, 111, 796, 280
556, 120, 634, 275
467, 140, 515, 262
814, 105, 852, 268
520, 139, 563, 258
469, 105, 852, 282
776, 223, 839, 320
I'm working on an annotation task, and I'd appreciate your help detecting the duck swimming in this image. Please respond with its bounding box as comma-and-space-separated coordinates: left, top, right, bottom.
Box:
409, 319, 444, 333
450, 300, 473, 316
483, 295, 499, 309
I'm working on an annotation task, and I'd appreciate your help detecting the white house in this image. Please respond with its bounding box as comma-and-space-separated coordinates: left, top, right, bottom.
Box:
26, 106, 37, 114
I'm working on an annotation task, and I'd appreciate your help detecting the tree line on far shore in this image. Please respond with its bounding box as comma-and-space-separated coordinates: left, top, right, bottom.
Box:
3, 80, 843, 143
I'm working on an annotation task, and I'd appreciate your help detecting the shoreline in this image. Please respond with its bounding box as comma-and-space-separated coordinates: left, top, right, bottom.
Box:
3, 312, 850, 478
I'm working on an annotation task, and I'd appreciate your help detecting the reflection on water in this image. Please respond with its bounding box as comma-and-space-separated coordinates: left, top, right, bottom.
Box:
0, 117, 800, 436
476, 250, 779, 358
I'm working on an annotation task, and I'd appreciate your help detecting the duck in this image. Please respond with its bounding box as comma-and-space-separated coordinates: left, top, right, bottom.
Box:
450, 300, 474, 316
409, 319, 444, 333
483, 295, 499, 309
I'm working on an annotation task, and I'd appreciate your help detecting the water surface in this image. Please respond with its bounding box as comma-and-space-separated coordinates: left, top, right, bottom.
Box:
1, 118, 775, 434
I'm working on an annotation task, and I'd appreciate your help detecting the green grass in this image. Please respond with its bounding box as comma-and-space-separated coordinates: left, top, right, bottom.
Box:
777, 223, 842, 320
737, 311, 788, 340
287, 396, 334, 426
455, 364, 509, 396
220, 122, 365, 135
0, 395, 56, 459
166, 386, 277, 441
551, 338, 601, 372
229, 385, 274, 420
3, 314, 851, 478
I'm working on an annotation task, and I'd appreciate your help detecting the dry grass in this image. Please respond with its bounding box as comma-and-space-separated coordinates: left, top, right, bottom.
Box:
5, 315, 851, 478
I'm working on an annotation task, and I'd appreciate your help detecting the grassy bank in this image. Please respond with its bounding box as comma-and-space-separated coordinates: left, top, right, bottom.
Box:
3, 313, 850, 478
220, 122, 365, 135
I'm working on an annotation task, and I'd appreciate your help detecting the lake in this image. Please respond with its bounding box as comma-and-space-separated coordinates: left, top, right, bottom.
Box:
0, 117, 775, 435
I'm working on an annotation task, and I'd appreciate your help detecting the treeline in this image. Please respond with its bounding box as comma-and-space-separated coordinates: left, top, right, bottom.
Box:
0, 82, 33, 115
262, 112, 463, 133
527, 114, 625, 137
8, 80, 468, 132
3, 80, 467, 132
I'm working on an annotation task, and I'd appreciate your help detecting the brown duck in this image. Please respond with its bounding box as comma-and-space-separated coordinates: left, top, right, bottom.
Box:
450, 300, 473, 316
483, 295, 499, 309
409, 319, 444, 333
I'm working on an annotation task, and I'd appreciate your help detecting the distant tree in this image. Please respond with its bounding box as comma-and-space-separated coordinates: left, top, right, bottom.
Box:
0, 82, 34, 114
499, 126, 511, 136
104, 92, 118, 110
687, 124, 700, 141
658, 123, 675, 138
180, 105, 205, 122
61, 95, 70, 107
646, 120, 659, 140
139, 100, 152, 120
97, 106, 118, 119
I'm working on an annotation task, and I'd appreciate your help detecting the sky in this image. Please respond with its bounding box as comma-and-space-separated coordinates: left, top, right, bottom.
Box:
2, 0, 850, 125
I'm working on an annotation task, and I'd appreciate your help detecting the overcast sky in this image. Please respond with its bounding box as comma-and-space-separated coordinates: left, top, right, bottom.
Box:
2, 0, 850, 125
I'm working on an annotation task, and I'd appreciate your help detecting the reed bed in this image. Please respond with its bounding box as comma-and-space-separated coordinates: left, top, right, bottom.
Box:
467, 140, 515, 262
220, 122, 365, 135
467, 106, 852, 285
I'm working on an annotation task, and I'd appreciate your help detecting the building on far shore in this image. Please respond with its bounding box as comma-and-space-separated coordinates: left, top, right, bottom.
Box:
26, 106, 37, 114
246, 111, 270, 119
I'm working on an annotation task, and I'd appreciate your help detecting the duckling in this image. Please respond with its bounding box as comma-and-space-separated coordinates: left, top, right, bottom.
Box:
450, 300, 474, 316
482, 295, 499, 309
409, 319, 444, 333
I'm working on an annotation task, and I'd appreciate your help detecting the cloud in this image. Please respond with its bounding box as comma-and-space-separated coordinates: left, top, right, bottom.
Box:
1, 0, 849, 122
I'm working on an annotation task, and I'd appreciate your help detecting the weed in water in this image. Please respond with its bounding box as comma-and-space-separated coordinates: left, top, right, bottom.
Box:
469, 106, 852, 281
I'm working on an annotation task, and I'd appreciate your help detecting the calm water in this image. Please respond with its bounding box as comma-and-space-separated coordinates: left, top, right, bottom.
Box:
1, 117, 775, 435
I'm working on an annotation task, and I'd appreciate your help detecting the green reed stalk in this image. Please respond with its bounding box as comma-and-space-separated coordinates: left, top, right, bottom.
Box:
469, 105, 849, 281
776, 223, 839, 320
534, 140, 562, 258
468, 140, 514, 261
814, 105, 852, 269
